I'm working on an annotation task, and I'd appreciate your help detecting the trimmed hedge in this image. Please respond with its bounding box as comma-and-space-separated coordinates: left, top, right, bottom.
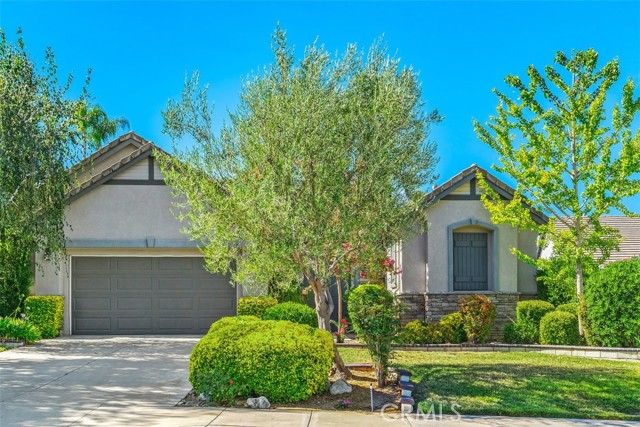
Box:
24, 295, 64, 338
584, 259, 640, 348
439, 312, 467, 344
237, 297, 277, 318
190, 316, 333, 403
555, 303, 579, 316
516, 300, 555, 327
0, 317, 41, 343
397, 312, 467, 345
503, 321, 539, 344
540, 311, 581, 346
459, 295, 496, 344
263, 302, 318, 327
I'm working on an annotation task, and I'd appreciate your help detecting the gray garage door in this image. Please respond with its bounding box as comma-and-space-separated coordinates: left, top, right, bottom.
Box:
72, 257, 237, 335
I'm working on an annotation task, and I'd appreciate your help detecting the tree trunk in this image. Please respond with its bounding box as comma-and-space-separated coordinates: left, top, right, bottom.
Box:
576, 260, 584, 336
336, 276, 343, 323
375, 363, 386, 388
309, 276, 351, 378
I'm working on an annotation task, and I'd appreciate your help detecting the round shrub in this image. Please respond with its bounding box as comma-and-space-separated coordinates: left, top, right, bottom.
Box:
584, 259, 640, 348
0, 317, 41, 343
439, 312, 467, 344
397, 320, 444, 344
516, 300, 555, 327
24, 295, 64, 339
263, 302, 318, 327
459, 295, 497, 344
539, 311, 581, 346
348, 284, 401, 386
555, 303, 579, 316
503, 321, 539, 344
237, 296, 277, 318
190, 316, 333, 403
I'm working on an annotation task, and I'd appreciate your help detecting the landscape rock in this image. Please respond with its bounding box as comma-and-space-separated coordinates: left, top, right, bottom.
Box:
329, 379, 353, 395
247, 396, 271, 409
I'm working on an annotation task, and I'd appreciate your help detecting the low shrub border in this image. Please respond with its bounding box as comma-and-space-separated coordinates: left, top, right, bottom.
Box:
336, 342, 640, 361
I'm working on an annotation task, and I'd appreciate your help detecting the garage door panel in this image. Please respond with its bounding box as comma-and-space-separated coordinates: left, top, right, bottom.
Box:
116, 278, 152, 291
72, 257, 236, 335
75, 317, 111, 332
158, 258, 194, 270
116, 258, 152, 271
75, 297, 111, 310
157, 297, 194, 310
157, 278, 193, 291
75, 277, 110, 291
116, 297, 152, 310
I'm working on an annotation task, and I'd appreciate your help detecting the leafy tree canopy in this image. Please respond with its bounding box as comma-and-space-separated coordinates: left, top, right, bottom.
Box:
474, 49, 640, 331
0, 29, 87, 314
158, 27, 440, 330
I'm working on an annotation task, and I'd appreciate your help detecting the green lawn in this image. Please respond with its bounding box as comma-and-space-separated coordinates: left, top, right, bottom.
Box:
340, 348, 640, 420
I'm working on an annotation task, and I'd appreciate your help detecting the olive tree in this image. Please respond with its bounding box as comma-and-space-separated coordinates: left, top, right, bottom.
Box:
158, 28, 439, 368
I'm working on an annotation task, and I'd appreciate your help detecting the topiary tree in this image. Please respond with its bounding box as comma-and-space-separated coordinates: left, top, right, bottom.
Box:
583, 259, 640, 348
458, 295, 497, 344
348, 284, 401, 387
516, 300, 556, 328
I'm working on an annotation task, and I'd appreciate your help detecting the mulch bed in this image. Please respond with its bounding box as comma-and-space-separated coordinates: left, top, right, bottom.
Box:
177, 365, 402, 412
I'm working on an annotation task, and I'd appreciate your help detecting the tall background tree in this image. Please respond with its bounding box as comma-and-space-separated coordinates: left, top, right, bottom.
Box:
473, 49, 640, 334
0, 29, 87, 315
75, 101, 129, 157
158, 28, 440, 367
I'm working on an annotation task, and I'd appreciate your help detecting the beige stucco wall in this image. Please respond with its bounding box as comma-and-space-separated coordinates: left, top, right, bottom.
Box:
34, 183, 205, 334
400, 199, 538, 295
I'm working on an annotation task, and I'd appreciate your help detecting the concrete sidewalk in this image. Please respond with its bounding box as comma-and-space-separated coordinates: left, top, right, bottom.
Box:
1, 336, 638, 426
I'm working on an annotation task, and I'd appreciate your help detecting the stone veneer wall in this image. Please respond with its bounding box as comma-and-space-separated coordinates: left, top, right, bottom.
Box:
398, 292, 534, 342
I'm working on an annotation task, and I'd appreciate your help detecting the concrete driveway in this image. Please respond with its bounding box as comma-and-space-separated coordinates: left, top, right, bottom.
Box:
1, 336, 638, 427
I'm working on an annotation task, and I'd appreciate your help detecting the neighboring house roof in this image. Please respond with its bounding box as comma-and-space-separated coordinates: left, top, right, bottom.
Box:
425, 164, 549, 225
595, 216, 640, 262
550, 216, 640, 263
67, 131, 168, 203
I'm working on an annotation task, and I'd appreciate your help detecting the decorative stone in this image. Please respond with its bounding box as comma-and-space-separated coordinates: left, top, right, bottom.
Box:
197, 393, 208, 401
247, 396, 271, 409
329, 379, 353, 395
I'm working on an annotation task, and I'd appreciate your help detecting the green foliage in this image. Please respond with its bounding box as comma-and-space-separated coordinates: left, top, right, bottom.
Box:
503, 321, 539, 344
158, 27, 440, 329
536, 267, 577, 307
348, 284, 401, 386
23, 295, 64, 338
190, 316, 333, 403
192, 368, 249, 406
267, 279, 309, 304
555, 303, 579, 316
540, 311, 581, 346
516, 300, 556, 328
397, 312, 467, 345
237, 297, 277, 319
458, 295, 497, 344
439, 312, 468, 344
74, 101, 129, 157
583, 259, 640, 347
0, 317, 41, 343
0, 254, 31, 317
263, 302, 318, 328
0, 29, 87, 317
474, 48, 640, 310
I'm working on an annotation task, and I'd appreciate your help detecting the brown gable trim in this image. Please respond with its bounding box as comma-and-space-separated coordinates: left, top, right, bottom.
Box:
67, 144, 169, 204
70, 131, 149, 174
425, 164, 549, 225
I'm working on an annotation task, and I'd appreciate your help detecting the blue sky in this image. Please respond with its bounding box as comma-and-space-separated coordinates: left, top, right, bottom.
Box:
1, 1, 639, 212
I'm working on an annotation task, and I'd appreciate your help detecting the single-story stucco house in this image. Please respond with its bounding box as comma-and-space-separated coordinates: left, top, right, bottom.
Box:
388, 164, 548, 337
34, 133, 547, 337
35, 132, 239, 335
